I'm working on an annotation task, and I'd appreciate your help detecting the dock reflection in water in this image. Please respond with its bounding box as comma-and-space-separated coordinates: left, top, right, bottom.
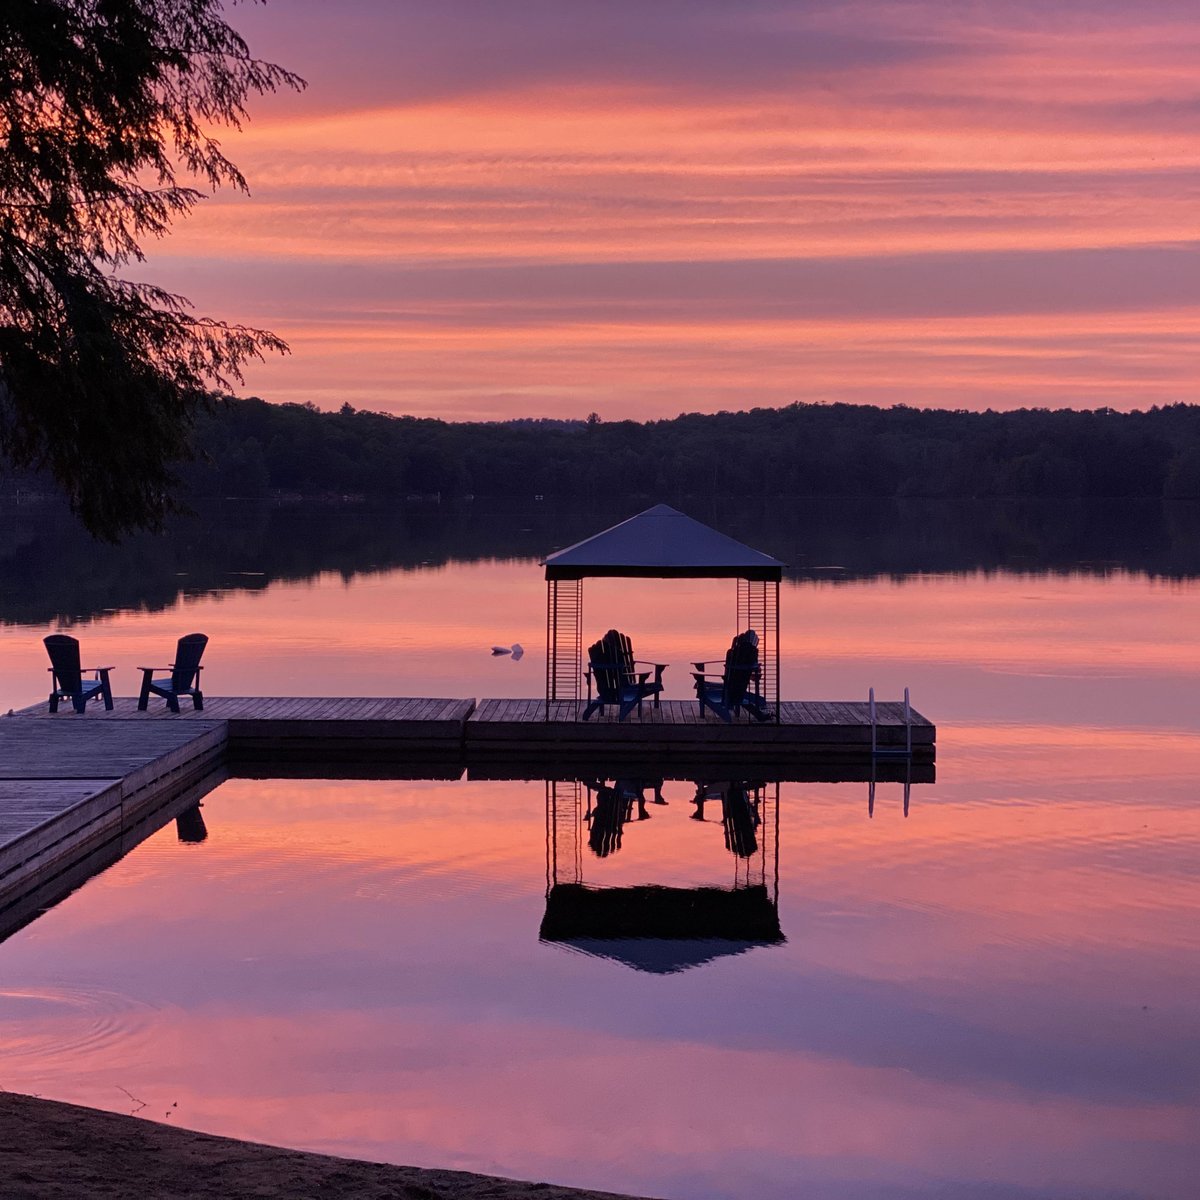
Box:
541, 766, 923, 974
0, 755, 1195, 1200
543, 775, 783, 974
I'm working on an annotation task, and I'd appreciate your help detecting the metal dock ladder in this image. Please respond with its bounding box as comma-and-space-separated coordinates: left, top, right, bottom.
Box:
868, 686, 913, 818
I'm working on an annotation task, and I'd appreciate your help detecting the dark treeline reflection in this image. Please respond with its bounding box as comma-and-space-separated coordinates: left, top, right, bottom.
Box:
3, 496, 1200, 626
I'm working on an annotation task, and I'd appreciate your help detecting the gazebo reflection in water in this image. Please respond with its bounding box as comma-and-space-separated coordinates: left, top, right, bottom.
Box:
539, 774, 784, 974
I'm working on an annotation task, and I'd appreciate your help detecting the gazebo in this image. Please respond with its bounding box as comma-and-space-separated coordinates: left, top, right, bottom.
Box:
542, 504, 784, 722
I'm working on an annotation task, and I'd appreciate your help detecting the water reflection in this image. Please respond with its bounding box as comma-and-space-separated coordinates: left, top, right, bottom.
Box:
542, 774, 789, 974
540, 765, 936, 976
5, 496, 1200, 629
690, 780, 765, 859
175, 805, 208, 844
868, 763, 913, 819
1, 495, 1198, 1198
0, 759, 1195, 1200
0, 769, 226, 946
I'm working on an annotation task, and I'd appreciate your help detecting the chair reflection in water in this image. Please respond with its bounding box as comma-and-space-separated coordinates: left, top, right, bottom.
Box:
584, 778, 666, 858
691, 780, 763, 860
542, 775, 782, 974
175, 804, 208, 844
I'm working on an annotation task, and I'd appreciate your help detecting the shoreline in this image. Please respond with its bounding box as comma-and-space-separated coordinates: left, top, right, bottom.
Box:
0, 1092, 653, 1200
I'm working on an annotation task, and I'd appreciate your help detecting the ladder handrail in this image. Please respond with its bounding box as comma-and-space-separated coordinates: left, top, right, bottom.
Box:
870, 685, 913, 760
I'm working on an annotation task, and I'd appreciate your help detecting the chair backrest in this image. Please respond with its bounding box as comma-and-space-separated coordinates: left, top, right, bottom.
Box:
44, 633, 82, 693
171, 633, 208, 691
721, 629, 759, 706
601, 629, 637, 685
615, 631, 636, 681
588, 637, 623, 702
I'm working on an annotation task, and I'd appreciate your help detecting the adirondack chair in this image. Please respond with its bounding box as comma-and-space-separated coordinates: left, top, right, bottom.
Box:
610, 631, 666, 710
44, 634, 114, 714
692, 629, 770, 722
581, 629, 666, 721
137, 633, 208, 713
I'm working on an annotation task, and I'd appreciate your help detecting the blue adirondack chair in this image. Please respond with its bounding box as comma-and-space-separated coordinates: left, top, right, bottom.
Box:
137, 633, 208, 713
581, 629, 666, 721
610, 630, 666, 709
692, 629, 770, 723
44, 634, 114, 714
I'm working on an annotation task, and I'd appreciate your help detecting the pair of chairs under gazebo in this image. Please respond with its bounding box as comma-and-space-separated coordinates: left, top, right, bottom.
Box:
581, 627, 771, 723
543, 505, 783, 726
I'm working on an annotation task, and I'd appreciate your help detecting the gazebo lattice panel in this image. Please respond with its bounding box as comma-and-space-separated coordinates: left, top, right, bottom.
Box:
545, 578, 583, 706
737, 578, 780, 717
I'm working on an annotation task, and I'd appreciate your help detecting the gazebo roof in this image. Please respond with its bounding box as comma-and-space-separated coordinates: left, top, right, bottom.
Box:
543, 504, 784, 580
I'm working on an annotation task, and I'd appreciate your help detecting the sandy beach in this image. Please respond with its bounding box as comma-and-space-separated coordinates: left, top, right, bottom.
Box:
0, 1093, 651, 1200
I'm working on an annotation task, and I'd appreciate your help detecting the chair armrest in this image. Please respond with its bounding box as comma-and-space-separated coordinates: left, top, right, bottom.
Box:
138, 666, 170, 672
632, 659, 668, 671
85, 666, 116, 672
691, 671, 725, 681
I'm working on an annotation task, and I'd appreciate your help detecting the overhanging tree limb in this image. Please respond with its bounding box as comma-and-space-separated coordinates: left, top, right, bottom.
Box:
0, 0, 304, 539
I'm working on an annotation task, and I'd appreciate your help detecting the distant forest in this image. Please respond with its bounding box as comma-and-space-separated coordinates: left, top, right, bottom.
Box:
10, 398, 1200, 502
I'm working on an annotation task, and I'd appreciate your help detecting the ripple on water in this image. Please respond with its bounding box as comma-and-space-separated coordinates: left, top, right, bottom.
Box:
0, 985, 163, 1069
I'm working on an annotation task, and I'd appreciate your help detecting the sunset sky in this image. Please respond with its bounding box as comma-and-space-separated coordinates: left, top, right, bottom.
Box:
150, 0, 1200, 420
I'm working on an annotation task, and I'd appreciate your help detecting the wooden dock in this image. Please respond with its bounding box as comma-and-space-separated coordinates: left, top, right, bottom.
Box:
469, 698, 930, 756
0, 716, 226, 935
0, 694, 934, 940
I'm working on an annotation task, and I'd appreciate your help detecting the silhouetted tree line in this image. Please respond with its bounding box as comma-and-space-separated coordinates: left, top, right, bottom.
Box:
178, 399, 1200, 501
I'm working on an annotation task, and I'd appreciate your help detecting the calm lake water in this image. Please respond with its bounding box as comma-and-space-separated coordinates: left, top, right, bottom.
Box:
1, 499, 1198, 1199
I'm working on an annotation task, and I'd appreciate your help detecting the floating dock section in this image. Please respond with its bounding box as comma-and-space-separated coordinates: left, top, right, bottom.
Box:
0, 694, 934, 939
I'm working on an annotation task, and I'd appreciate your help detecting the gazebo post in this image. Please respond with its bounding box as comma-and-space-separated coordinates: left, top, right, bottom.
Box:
544, 579, 552, 721
774, 577, 781, 723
